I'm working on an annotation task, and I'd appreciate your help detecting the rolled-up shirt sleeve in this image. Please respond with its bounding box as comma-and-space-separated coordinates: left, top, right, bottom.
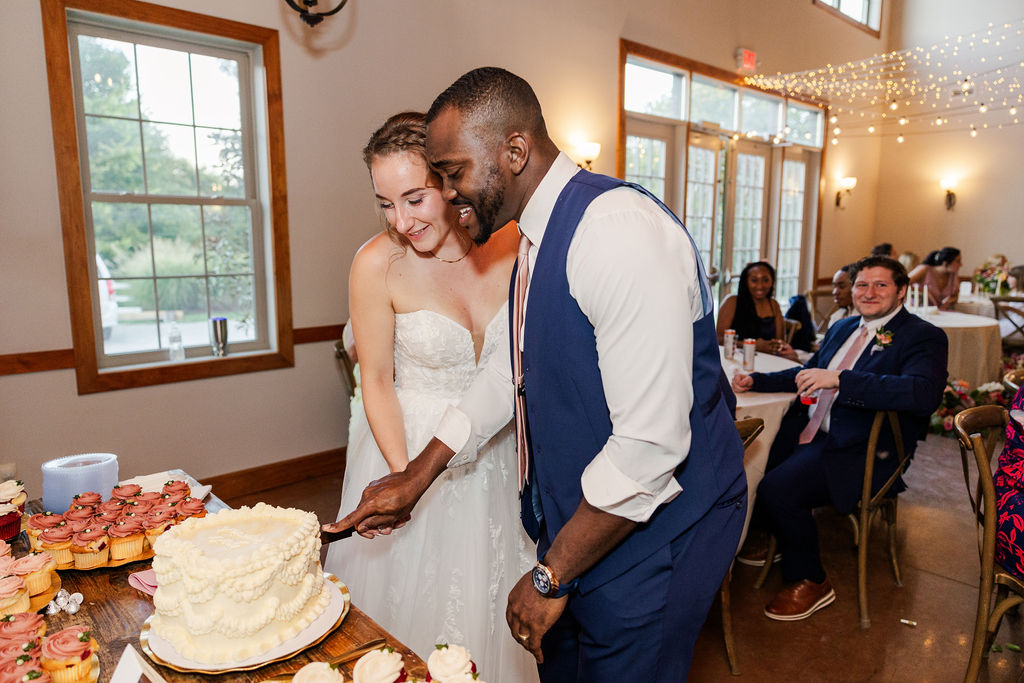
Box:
573, 189, 703, 523
435, 329, 515, 468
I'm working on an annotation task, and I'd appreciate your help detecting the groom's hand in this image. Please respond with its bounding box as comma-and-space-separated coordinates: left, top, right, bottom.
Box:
506, 571, 566, 663
322, 437, 454, 538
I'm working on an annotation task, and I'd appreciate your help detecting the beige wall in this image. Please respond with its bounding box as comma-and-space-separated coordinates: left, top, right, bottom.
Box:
1, 0, 890, 495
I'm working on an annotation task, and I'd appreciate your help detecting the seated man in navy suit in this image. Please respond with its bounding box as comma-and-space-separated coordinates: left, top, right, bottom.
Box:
732, 255, 947, 621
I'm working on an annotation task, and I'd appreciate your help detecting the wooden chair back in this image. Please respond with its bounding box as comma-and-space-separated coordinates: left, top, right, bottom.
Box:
805, 287, 834, 332
1004, 369, 1024, 395
992, 296, 1024, 349
783, 319, 801, 345
334, 320, 358, 399
953, 406, 1019, 683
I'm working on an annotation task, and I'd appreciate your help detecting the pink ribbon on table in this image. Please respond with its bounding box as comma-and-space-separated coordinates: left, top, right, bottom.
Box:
128, 568, 158, 595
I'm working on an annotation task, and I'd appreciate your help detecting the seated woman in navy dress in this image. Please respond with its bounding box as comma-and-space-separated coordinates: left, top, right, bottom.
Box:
995, 385, 1024, 576
717, 261, 792, 357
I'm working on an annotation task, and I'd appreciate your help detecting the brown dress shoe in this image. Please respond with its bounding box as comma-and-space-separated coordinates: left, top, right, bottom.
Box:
735, 535, 782, 567
764, 578, 836, 621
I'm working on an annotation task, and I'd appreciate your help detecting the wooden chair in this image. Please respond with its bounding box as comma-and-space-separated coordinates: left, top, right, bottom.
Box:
753, 410, 908, 629
953, 406, 1017, 683
805, 287, 835, 333
1004, 369, 1024, 394
333, 320, 358, 399
992, 296, 1024, 350
783, 319, 801, 345
719, 418, 765, 676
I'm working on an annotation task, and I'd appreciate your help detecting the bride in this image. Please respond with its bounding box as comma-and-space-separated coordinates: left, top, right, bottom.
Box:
325, 112, 538, 682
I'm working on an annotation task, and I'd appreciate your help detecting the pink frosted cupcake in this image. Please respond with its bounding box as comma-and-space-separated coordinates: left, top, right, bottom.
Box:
0, 541, 9, 558
142, 508, 176, 548
92, 508, 121, 526
135, 491, 162, 506
0, 612, 46, 643
0, 481, 26, 514
106, 518, 144, 561
110, 484, 141, 501
0, 654, 48, 683
62, 518, 91, 534
176, 497, 207, 520
70, 527, 109, 570
25, 514, 64, 552
162, 479, 191, 499
120, 498, 152, 515
94, 499, 125, 516
61, 507, 93, 527
0, 577, 29, 617
0, 505, 20, 543
11, 553, 57, 596
40, 626, 96, 683
37, 526, 73, 566
0, 556, 14, 578
150, 500, 179, 521
69, 492, 101, 509
0, 638, 41, 662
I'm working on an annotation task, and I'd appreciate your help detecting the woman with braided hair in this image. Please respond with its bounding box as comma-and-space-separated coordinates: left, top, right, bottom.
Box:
325, 112, 537, 682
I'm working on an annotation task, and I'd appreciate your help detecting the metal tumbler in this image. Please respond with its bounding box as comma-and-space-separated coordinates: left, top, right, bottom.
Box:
210, 317, 229, 356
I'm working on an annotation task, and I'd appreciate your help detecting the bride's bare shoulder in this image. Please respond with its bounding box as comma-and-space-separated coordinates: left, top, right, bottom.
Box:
352, 231, 407, 276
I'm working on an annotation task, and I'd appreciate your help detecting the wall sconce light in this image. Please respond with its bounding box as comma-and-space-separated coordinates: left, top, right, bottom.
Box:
835, 176, 857, 208
573, 141, 601, 171
283, 0, 349, 27
941, 178, 957, 210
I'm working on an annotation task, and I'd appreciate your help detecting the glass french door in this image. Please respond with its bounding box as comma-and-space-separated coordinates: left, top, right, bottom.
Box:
684, 131, 725, 276
719, 139, 771, 297
775, 151, 809, 302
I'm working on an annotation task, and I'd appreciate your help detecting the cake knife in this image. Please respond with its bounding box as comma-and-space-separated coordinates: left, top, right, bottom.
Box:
320, 525, 356, 544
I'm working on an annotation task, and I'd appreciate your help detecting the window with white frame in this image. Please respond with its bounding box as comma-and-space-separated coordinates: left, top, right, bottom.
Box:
814, 0, 882, 32
43, 0, 292, 393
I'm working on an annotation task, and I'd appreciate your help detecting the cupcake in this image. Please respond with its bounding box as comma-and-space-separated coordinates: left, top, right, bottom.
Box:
106, 518, 144, 562
10, 553, 57, 596
0, 638, 41, 662
150, 500, 178, 521
40, 626, 96, 683
142, 509, 176, 548
162, 479, 191, 499
0, 481, 26, 514
25, 514, 64, 553
426, 644, 475, 681
292, 662, 347, 683
110, 484, 141, 501
120, 499, 152, 516
70, 528, 109, 570
176, 497, 206, 520
0, 505, 20, 543
62, 518, 91, 534
0, 612, 46, 643
91, 509, 121, 526
94, 499, 125, 516
352, 647, 406, 683
0, 577, 29, 617
0, 541, 9, 558
0, 654, 49, 683
0, 557, 13, 578
37, 526, 73, 566
69, 492, 101, 509
135, 491, 162, 506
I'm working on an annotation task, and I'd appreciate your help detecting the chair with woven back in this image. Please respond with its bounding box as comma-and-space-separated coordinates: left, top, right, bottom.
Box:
992, 296, 1024, 350
953, 405, 1018, 683
718, 417, 765, 676
753, 409, 908, 629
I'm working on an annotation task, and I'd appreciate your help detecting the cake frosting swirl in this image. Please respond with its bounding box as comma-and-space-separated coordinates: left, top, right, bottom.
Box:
352, 648, 405, 683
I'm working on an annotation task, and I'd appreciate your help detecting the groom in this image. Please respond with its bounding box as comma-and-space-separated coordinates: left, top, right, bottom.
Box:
330, 67, 746, 681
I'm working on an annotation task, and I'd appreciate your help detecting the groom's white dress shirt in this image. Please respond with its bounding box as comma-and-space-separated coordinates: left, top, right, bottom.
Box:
434, 152, 704, 523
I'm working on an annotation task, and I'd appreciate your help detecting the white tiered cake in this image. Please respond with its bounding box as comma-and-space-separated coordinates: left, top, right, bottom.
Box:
150, 502, 331, 664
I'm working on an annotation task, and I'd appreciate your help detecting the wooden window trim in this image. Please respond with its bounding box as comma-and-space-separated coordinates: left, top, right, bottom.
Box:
812, 0, 882, 39
40, 0, 293, 394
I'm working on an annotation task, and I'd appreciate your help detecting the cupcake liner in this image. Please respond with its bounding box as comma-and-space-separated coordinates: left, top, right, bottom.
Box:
40, 544, 72, 566
0, 511, 21, 542
0, 589, 30, 617
43, 654, 95, 683
109, 535, 144, 561
23, 568, 54, 596
72, 548, 109, 570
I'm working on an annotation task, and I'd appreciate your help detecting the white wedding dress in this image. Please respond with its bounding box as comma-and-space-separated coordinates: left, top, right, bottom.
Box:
325, 304, 538, 683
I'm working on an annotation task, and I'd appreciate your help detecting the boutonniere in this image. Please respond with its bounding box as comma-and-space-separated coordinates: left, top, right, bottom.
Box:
872, 326, 894, 353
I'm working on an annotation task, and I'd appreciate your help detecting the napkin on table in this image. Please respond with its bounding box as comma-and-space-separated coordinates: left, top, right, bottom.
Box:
128, 568, 158, 596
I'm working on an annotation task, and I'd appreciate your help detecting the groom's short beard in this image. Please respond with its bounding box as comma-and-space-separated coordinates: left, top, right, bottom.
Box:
470, 165, 506, 246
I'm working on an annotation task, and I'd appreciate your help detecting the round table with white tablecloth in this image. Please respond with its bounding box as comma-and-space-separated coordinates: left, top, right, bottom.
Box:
720, 347, 800, 547
914, 308, 1002, 388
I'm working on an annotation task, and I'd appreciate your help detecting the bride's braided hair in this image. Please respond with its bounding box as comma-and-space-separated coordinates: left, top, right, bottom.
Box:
362, 111, 428, 168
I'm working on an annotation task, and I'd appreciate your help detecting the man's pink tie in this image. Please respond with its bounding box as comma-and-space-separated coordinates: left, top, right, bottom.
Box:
798, 325, 870, 445
514, 233, 531, 493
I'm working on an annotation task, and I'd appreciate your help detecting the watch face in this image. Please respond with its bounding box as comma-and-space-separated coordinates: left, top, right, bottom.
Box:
533, 565, 553, 595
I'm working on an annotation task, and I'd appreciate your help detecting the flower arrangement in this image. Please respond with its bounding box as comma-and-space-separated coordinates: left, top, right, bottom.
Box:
973, 259, 1012, 295
930, 378, 1014, 436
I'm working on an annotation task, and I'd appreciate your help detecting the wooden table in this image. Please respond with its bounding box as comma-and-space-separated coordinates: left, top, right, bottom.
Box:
16, 497, 427, 682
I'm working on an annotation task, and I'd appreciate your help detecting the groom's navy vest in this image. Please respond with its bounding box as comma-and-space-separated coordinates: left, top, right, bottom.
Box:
513, 170, 745, 592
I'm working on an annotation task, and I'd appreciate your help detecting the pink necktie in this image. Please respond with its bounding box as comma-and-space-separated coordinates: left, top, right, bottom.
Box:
798, 325, 870, 445
514, 233, 531, 493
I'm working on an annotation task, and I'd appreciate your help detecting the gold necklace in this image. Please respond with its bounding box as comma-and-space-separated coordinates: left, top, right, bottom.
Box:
431, 241, 473, 264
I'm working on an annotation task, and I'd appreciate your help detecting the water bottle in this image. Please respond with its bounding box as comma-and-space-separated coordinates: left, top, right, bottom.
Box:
168, 322, 185, 361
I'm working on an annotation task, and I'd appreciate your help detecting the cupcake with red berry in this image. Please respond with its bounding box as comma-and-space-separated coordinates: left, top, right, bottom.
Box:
25, 514, 64, 553
425, 644, 476, 682
0, 612, 46, 643
0, 481, 26, 514
142, 508, 176, 548
120, 498, 153, 517
352, 647, 406, 683
291, 662, 347, 683
91, 508, 121, 527
0, 504, 20, 544
106, 518, 144, 562
161, 479, 190, 500
176, 497, 206, 521
0, 654, 49, 683
94, 499, 124, 516
110, 484, 141, 501
70, 527, 109, 570
0, 576, 29, 617
40, 626, 96, 683
37, 526, 73, 567
10, 553, 57, 597
0, 638, 41, 663
135, 491, 162, 506
68, 492, 102, 510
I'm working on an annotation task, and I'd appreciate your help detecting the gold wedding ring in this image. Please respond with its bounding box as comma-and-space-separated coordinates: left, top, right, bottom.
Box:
517, 632, 530, 641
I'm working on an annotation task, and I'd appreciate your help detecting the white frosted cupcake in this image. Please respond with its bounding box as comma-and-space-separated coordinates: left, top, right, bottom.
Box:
426, 644, 475, 681
0, 480, 26, 512
292, 662, 347, 683
352, 647, 406, 683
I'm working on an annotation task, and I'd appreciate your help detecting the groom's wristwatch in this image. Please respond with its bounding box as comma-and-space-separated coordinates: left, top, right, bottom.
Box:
532, 562, 578, 598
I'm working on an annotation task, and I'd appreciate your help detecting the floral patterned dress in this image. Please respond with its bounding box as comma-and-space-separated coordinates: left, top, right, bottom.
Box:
994, 386, 1024, 576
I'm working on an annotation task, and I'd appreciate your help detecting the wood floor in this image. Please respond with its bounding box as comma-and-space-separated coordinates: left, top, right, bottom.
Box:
223, 433, 1024, 682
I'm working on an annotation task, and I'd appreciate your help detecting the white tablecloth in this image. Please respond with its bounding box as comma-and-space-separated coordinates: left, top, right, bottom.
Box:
916, 309, 1002, 388
720, 348, 800, 547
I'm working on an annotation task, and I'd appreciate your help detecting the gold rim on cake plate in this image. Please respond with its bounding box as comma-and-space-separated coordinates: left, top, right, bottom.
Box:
139, 573, 350, 674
